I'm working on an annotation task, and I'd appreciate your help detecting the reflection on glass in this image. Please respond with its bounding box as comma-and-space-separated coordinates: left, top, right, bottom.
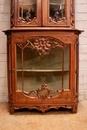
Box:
23, 47, 62, 70
23, 47, 63, 92
16, 39, 69, 96
19, 0, 36, 22
49, 0, 66, 22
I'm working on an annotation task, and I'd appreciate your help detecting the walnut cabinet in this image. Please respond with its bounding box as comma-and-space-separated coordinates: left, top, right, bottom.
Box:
4, 0, 82, 113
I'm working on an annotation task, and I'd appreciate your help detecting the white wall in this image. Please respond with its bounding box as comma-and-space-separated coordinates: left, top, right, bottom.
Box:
75, 0, 87, 101
0, 0, 10, 101
0, 0, 87, 102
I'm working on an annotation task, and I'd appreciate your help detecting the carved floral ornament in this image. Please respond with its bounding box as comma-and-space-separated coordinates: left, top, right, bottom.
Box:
22, 84, 69, 100
23, 84, 58, 100
17, 36, 67, 56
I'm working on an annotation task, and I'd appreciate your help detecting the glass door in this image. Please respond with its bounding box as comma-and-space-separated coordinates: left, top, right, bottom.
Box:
16, 36, 70, 98
15, 0, 41, 26
49, 0, 66, 22
42, 0, 73, 27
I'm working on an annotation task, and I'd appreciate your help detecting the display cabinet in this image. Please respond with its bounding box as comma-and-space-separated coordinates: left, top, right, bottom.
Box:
4, 0, 82, 113
11, 0, 74, 27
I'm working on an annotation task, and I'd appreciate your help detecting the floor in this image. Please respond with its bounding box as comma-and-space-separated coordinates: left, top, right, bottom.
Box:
0, 100, 87, 130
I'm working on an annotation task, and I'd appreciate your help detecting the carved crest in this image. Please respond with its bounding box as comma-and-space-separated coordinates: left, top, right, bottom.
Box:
17, 36, 66, 56
22, 84, 69, 101
23, 84, 59, 100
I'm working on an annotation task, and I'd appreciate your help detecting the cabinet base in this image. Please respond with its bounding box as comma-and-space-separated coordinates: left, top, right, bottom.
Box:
9, 103, 78, 114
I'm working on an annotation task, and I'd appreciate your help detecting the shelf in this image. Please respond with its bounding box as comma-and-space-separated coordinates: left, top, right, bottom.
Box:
19, 3, 35, 6
50, 3, 59, 5
50, 3, 65, 5
17, 69, 69, 72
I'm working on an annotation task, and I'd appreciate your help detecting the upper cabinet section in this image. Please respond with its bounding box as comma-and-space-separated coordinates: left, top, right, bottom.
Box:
11, 0, 75, 28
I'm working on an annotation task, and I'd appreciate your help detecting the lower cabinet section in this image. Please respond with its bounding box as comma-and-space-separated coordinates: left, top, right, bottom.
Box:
9, 90, 78, 114
5, 28, 81, 113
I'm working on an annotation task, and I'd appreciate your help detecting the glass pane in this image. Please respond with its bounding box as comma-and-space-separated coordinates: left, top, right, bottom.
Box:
23, 47, 63, 92
19, 0, 36, 22
49, 0, 66, 22
23, 47, 62, 70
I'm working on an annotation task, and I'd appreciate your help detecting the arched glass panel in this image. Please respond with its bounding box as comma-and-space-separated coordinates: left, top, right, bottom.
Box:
49, 0, 66, 22
19, 0, 36, 23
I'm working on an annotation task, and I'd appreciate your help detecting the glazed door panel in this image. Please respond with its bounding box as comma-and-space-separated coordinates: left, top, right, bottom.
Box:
12, 0, 42, 27
16, 36, 70, 98
42, 0, 74, 28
